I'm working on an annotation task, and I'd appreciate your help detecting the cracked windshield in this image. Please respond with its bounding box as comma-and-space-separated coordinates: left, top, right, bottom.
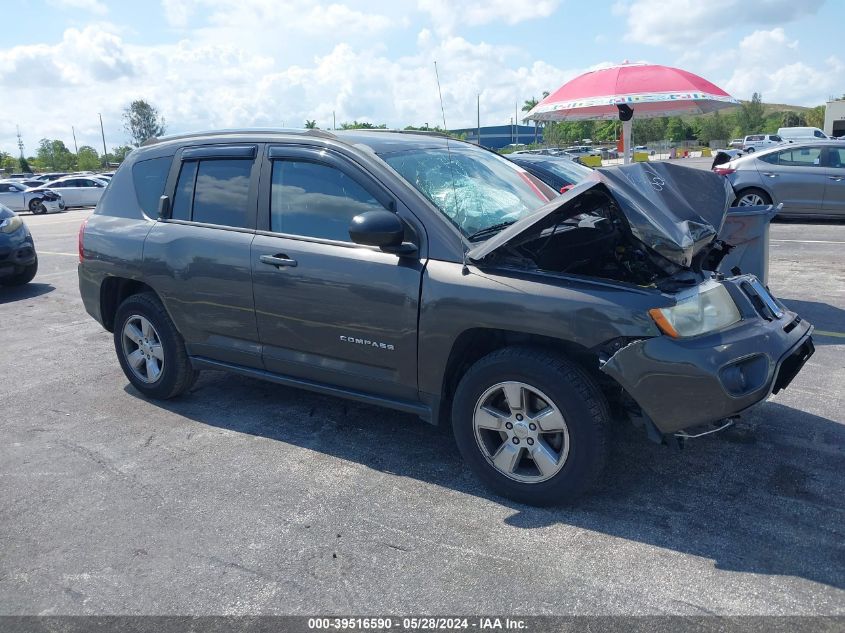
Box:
382, 145, 550, 238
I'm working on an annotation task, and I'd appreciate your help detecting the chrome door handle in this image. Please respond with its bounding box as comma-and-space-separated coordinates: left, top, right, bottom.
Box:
762, 172, 778, 178
260, 254, 298, 268
829, 176, 844, 181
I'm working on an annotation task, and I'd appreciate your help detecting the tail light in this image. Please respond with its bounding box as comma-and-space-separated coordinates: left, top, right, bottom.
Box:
560, 185, 573, 193
713, 167, 736, 176
78, 217, 89, 262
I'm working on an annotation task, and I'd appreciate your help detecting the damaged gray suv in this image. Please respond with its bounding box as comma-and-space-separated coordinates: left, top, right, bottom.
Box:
78, 130, 814, 505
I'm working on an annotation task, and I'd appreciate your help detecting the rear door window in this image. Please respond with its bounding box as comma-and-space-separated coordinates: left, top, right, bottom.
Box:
192, 159, 252, 228
169, 158, 253, 228
777, 147, 823, 167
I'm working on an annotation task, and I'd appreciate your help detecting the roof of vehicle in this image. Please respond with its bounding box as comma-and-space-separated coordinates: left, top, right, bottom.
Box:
141, 127, 466, 156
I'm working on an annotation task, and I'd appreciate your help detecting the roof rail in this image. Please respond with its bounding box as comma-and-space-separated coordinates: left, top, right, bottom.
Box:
141, 128, 336, 147
343, 128, 453, 139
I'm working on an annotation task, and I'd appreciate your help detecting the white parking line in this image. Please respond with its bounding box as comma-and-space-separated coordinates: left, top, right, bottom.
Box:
771, 239, 845, 244
37, 251, 78, 257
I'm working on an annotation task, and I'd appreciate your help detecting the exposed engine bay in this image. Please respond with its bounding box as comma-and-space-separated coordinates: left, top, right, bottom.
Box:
467, 162, 737, 289
484, 186, 684, 287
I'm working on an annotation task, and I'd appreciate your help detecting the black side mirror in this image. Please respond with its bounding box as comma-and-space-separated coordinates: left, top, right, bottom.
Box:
157, 195, 171, 220
349, 210, 417, 256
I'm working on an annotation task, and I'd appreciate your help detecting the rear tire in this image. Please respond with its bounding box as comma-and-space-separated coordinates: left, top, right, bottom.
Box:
451, 346, 610, 506
733, 187, 772, 207
1, 258, 37, 286
114, 292, 198, 399
746, 147, 755, 153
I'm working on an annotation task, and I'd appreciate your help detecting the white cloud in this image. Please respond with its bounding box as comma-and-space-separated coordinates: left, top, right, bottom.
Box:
48, 0, 109, 14
617, 0, 823, 48
418, 0, 561, 34
723, 28, 843, 104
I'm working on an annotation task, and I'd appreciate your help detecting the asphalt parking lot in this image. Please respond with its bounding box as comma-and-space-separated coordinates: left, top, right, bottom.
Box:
2, 205, 844, 616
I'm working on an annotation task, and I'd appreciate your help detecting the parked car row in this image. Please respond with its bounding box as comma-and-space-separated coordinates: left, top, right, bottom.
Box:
0, 174, 108, 213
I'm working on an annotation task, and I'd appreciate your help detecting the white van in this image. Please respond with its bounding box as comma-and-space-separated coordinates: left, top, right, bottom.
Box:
777, 126, 830, 142
742, 134, 783, 152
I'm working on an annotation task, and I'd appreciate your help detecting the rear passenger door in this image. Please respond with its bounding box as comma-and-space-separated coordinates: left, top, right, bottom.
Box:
756, 146, 828, 213
142, 144, 262, 368
76, 178, 106, 206
251, 145, 426, 400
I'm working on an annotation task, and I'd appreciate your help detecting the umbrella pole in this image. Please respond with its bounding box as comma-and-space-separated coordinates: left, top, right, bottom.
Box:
622, 118, 633, 165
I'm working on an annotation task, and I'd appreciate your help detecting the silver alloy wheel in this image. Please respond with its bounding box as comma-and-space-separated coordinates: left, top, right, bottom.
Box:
121, 315, 165, 383
738, 192, 766, 207
473, 381, 570, 483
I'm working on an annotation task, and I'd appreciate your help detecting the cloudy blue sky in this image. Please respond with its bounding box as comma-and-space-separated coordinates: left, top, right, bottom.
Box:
1, 0, 842, 156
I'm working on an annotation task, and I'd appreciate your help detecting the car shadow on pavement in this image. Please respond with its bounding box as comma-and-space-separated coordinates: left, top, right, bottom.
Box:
779, 298, 845, 346
139, 374, 845, 591
0, 282, 54, 304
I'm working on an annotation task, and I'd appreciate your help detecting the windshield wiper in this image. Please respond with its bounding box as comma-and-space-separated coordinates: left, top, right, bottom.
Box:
466, 220, 516, 242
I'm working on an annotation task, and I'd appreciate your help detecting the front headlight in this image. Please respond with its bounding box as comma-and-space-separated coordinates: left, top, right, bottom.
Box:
0, 215, 23, 234
649, 281, 741, 338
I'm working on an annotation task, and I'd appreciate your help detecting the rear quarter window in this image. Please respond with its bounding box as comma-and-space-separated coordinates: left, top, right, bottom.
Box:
132, 156, 172, 216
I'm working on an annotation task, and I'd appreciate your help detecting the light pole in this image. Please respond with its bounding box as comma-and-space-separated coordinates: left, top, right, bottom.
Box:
98, 113, 108, 167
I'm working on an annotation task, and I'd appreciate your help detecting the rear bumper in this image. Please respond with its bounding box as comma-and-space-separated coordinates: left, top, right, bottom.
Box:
601, 277, 814, 434
78, 263, 104, 326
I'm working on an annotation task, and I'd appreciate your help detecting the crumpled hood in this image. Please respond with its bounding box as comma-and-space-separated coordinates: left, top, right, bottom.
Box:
467, 162, 733, 268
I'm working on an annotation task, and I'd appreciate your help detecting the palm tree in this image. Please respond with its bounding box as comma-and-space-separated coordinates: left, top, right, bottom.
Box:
304, 120, 318, 129
522, 91, 550, 145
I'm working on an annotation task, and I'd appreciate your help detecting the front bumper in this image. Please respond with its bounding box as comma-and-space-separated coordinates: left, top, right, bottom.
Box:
601, 275, 814, 434
42, 199, 64, 212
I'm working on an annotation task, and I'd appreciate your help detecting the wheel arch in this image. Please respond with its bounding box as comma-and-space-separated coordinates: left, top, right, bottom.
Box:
435, 327, 599, 426
733, 185, 773, 206
99, 277, 158, 332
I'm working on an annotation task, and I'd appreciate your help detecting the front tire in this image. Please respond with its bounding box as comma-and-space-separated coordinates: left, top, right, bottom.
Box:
114, 292, 198, 399
451, 347, 610, 506
1, 258, 37, 286
29, 199, 45, 214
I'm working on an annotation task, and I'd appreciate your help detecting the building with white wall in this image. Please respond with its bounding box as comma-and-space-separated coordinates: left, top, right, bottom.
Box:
824, 100, 845, 137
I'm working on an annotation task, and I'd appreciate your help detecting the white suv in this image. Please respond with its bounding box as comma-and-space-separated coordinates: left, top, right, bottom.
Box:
742, 134, 783, 152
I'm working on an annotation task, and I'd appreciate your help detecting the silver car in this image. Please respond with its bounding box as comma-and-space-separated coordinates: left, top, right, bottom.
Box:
30, 175, 108, 208
715, 141, 845, 218
0, 180, 65, 214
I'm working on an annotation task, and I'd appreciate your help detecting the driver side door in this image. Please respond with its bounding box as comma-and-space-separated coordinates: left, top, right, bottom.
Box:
251, 145, 427, 400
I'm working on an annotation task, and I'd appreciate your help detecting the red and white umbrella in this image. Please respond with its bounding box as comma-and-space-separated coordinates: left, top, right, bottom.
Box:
526, 62, 739, 163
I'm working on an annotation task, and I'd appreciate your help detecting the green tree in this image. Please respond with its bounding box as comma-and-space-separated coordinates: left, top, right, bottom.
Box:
36, 139, 75, 170
108, 145, 133, 164
521, 93, 549, 145
1, 152, 17, 174
123, 100, 167, 147
805, 105, 825, 128
76, 146, 100, 171
696, 111, 730, 145
737, 92, 765, 134
666, 117, 689, 142
781, 111, 805, 127
19, 156, 32, 173
304, 119, 318, 129
339, 121, 387, 129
